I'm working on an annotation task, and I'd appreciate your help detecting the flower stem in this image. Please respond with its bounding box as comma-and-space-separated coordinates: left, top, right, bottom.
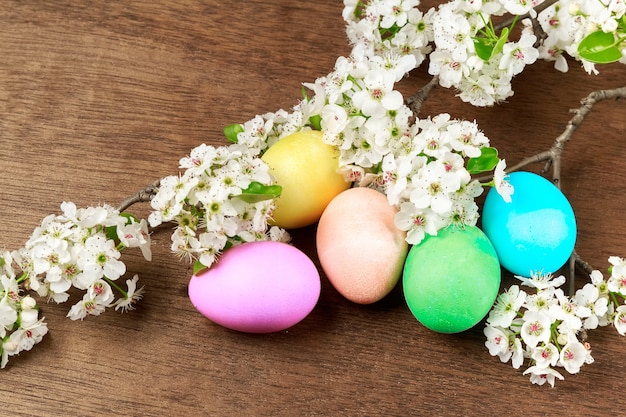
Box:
15, 272, 28, 285
609, 292, 621, 316
104, 276, 128, 299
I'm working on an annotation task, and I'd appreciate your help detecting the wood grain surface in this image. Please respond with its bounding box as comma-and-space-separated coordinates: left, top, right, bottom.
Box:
1, 1, 625, 416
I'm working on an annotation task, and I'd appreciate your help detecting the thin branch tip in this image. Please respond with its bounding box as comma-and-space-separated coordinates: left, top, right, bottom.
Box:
407, 75, 439, 116
117, 179, 161, 212
506, 85, 626, 182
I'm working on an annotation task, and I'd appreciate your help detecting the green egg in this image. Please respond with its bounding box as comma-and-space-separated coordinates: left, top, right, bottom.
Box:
403, 225, 501, 334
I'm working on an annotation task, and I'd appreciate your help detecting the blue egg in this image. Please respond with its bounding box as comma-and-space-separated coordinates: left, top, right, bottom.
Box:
481, 171, 576, 277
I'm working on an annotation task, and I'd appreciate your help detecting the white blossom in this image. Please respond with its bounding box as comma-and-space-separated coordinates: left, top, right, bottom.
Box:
521, 310, 553, 348
493, 159, 514, 203
559, 340, 589, 374
487, 284, 526, 328
531, 343, 560, 369
484, 325, 512, 359
523, 366, 564, 388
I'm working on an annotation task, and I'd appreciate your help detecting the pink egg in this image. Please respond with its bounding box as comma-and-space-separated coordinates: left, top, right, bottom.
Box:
188, 241, 321, 333
316, 187, 408, 304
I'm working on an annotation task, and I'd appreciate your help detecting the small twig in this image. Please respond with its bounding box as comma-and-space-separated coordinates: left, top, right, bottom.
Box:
568, 253, 576, 296
573, 251, 596, 276
564, 251, 597, 296
407, 75, 439, 116
506, 86, 626, 187
505, 150, 553, 174
550, 89, 613, 187
117, 179, 161, 212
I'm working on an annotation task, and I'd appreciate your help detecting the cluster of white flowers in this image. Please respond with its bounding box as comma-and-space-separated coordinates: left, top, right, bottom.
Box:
484, 257, 626, 387
1, 254, 48, 369
343, 0, 434, 67
306, 52, 417, 170
229, 0, 624, 245
234, 109, 309, 156
0, 202, 149, 367
362, 114, 491, 244
148, 143, 290, 270
13, 202, 150, 321
537, 0, 626, 73
429, 1, 540, 106
233, 47, 503, 245
342, 0, 626, 106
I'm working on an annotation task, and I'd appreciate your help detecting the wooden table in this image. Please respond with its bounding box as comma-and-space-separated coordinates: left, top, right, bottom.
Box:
2, 1, 625, 415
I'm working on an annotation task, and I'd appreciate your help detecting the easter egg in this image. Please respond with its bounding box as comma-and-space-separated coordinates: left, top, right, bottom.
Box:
316, 187, 408, 304
403, 225, 501, 334
481, 171, 577, 277
188, 241, 321, 333
261, 129, 350, 229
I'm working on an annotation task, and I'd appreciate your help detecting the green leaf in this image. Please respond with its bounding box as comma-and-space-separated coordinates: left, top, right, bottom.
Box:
236, 181, 282, 204
474, 37, 494, 61
309, 114, 322, 131
120, 212, 139, 224
224, 123, 244, 144
353, 0, 367, 19
380, 23, 402, 40
467, 147, 499, 174
105, 225, 119, 241
578, 30, 624, 64
473, 27, 509, 61
193, 260, 208, 275
492, 27, 509, 57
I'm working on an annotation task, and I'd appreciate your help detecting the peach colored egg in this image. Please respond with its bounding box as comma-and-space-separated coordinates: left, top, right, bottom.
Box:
316, 187, 408, 304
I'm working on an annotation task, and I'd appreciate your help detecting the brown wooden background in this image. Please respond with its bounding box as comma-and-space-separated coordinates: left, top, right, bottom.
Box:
1, 1, 625, 415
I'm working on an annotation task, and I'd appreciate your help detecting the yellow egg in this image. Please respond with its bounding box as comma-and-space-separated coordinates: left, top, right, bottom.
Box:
261, 130, 350, 229
316, 187, 409, 304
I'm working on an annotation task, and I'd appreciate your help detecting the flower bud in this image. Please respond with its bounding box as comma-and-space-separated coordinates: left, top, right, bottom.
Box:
20, 295, 37, 310
19, 309, 39, 329
2, 339, 19, 354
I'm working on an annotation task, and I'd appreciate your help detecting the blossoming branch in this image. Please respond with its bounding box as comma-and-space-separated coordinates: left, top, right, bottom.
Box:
1, 0, 624, 385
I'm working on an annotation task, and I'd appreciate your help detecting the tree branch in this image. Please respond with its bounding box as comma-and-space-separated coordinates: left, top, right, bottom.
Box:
569, 251, 598, 296
505, 86, 626, 294
573, 251, 596, 275
117, 179, 161, 212
507, 86, 626, 187
407, 75, 439, 116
